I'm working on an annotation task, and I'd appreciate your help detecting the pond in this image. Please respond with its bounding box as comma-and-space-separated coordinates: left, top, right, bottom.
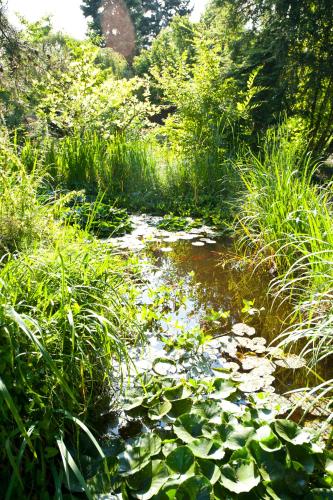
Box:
106, 215, 330, 429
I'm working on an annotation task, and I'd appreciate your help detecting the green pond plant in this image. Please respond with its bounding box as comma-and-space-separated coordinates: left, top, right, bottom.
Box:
59, 370, 333, 498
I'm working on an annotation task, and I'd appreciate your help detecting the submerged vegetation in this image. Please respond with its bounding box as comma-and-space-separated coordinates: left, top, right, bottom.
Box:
0, 0, 333, 497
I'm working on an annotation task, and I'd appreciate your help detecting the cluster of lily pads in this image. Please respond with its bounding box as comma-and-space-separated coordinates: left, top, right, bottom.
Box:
63, 201, 132, 237
157, 215, 203, 232
71, 371, 333, 499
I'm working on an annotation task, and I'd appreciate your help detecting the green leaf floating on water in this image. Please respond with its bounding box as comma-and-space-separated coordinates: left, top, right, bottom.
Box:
127, 460, 169, 500
174, 413, 207, 443
152, 358, 177, 376
218, 423, 255, 450
192, 399, 223, 423
118, 434, 162, 477
165, 446, 195, 474
210, 378, 237, 399
176, 475, 212, 500
123, 394, 145, 411
163, 383, 192, 401
254, 425, 283, 452
187, 438, 225, 460
197, 458, 221, 485
274, 419, 312, 445
148, 399, 172, 420
220, 459, 260, 494
168, 398, 193, 419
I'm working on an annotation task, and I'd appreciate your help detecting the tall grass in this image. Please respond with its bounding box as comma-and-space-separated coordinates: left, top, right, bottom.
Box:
18, 129, 240, 218
0, 141, 144, 497
236, 122, 333, 408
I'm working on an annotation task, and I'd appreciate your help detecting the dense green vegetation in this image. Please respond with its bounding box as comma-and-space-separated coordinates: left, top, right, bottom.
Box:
1, 0, 333, 497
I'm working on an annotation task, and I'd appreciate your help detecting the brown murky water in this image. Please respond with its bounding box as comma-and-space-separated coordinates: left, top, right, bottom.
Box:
111, 215, 330, 403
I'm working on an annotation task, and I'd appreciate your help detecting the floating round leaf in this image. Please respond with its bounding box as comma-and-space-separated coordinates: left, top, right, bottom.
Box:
176, 475, 212, 500
148, 400, 172, 421
197, 459, 221, 485
118, 433, 162, 476
218, 424, 255, 450
241, 355, 275, 373
274, 420, 312, 446
174, 413, 207, 443
232, 323, 256, 337
220, 459, 260, 494
152, 358, 177, 376
210, 378, 238, 399
275, 354, 306, 369
188, 437, 225, 460
130, 460, 170, 500
165, 446, 195, 474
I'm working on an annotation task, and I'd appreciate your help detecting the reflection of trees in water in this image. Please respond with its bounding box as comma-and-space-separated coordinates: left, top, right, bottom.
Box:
159, 240, 293, 344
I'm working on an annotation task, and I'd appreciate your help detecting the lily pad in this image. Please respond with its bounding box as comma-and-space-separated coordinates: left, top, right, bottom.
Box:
148, 400, 172, 421
274, 419, 312, 446
232, 323, 256, 337
275, 354, 306, 369
152, 358, 177, 376
236, 336, 267, 354
177, 475, 212, 500
174, 414, 207, 443
192, 241, 205, 247
197, 459, 221, 484
118, 434, 162, 476
188, 437, 225, 460
200, 238, 217, 244
241, 355, 275, 373
220, 459, 260, 494
237, 372, 275, 393
165, 446, 195, 474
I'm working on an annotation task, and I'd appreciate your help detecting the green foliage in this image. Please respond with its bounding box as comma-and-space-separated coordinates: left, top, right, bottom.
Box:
157, 214, 202, 231
236, 120, 333, 409
63, 199, 132, 237
62, 372, 333, 498
82, 0, 192, 50
0, 134, 52, 254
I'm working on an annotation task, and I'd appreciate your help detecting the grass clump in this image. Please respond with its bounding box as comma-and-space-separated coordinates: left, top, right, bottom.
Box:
236, 121, 333, 405
0, 142, 144, 497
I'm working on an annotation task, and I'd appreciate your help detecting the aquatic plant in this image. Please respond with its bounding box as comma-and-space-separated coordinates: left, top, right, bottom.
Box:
58, 371, 333, 498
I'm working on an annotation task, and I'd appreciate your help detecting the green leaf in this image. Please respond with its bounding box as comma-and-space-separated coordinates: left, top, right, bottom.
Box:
165, 446, 195, 474
118, 434, 162, 477
123, 394, 145, 411
197, 459, 221, 485
127, 460, 169, 500
188, 438, 225, 460
210, 378, 237, 399
174, 414, 207, 444
176, 475, 212, 500
288, 444, 315, 474
152, 358, 177, 376
274, 420, 311, 446
218, 424, 255, 450
255, 425, 282, 452
163, 384, 192, 401
148, 400, 172, 421
168, 398, 193, 418
192, 400, 223, 423
220, 459, 260, 494
250, 441, 287, 482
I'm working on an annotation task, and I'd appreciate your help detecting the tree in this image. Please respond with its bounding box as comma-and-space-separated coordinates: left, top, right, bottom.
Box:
207, 0, 333, 152
81, 0, 192, 51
